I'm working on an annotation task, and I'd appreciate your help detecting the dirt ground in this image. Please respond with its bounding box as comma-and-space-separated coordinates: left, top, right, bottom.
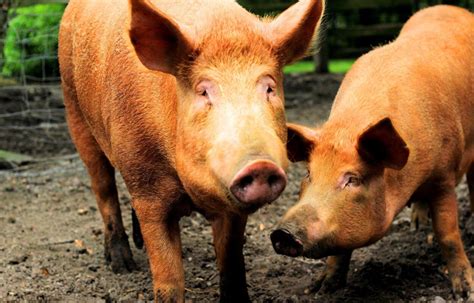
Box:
1, 74, 473, 302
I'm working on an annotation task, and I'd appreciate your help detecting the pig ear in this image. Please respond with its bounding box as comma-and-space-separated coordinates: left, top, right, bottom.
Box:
129, 0, 194, 75
269, 0, 324, 66
357, 118, 409, 170
287, 123, 318, 162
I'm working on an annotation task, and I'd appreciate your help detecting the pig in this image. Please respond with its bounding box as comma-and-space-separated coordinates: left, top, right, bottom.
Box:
271, 5, 474, 299
58, 0, 324, 301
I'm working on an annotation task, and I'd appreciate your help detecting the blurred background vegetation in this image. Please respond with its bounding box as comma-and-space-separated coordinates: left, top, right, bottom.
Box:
0, 0, 472, 85
2, 3, 63, 79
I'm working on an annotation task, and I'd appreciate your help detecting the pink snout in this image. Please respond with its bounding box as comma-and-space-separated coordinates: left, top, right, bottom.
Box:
230, 160, 287, 206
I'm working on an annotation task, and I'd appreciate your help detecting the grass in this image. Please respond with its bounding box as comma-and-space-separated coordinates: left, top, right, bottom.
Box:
0, 150, 32, 163
284, 59, 355, 74
0, 75, 17, 86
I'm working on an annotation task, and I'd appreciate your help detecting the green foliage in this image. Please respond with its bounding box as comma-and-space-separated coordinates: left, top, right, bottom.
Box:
329, 59, 355, 74
284, 59, 355, 74
2, 4, 65, 80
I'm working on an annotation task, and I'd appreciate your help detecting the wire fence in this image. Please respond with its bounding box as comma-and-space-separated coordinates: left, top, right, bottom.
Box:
0, 0, 473, 162
0, 2, 64, 85
0, 2, 71, 161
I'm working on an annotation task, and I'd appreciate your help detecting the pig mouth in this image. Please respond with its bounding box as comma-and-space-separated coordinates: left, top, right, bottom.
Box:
229, 197, 265, 214
303, 243, 350, 259
271, 227, 345, 259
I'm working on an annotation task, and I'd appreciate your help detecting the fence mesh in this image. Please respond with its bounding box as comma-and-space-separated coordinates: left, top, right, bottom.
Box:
1, 2, 64, 85
0, 2, 71, 161
0, 1, 473, 163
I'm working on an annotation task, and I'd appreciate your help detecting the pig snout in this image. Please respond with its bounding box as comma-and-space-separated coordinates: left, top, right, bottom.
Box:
229, 160, 287, 206
270, 228, 303, 257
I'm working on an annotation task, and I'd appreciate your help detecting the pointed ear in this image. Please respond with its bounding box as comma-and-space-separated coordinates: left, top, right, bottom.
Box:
287, 123, 318, 162
269, 0, 324, 66
357, 118, 409, 170
129, 0, 194, 75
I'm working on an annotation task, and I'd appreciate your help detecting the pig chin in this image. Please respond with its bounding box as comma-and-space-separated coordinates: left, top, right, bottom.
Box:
303, 241, 350, 259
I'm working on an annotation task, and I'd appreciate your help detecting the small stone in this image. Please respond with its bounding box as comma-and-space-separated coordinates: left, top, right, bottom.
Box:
77, 208, 88, 215
432, 296, 446, 303
8, 254, 28, 265
427, 233, 434, 245
7, 217, 16, 224
76, 248, 87, 255
92, 228, 102, 236
40, 267, 50, 277
88, 265, 100, 272
74, 239, 85, 248
4, 186, 14, 192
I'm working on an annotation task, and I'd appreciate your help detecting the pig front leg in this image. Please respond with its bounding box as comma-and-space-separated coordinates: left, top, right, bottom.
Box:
429, 189, 474, 299
211, 214, 250, 303
133, 198, 185, 302
311, 252, 352, 294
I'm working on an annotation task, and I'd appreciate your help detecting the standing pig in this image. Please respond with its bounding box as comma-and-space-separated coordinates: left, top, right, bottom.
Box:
271, 5, 474, 298
58, 0, 324, 301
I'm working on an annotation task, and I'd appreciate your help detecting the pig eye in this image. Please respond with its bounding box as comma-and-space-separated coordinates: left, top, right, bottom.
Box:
259, 75, 277, 100
345, 175, 362, 188
196, 79, 214, 101
266, 85, 277, 99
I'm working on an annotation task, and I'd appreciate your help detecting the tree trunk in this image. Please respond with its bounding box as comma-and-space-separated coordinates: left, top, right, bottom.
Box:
314, 41, 329, 74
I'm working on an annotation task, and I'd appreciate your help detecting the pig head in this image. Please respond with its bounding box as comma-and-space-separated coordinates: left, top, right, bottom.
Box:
59, 0, 325, 301
272, 118, 409, 259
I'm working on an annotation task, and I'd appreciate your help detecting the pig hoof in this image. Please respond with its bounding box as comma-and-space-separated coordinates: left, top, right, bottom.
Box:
104, 232, 137, 273
154, 287, 183, 302
450, 269, 474, 300
219, 290, 250, 303
311, 273, 347, 294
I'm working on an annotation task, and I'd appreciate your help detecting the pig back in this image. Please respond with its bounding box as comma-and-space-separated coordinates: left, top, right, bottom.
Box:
59, 0, 178, 176
396, 6, 474, 177
329, 6, 473, 185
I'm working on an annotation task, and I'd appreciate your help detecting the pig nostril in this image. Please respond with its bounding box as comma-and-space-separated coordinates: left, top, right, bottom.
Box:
229, 160, 286, 205
238, 175, 254, 189
268, 174, 280, 186
270, 229, 303, 257
274, 241, 282, 250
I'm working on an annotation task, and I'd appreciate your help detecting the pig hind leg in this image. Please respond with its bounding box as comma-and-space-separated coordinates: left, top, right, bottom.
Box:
64, 90, 136, 273
467, 163, 474, 214
429, 180, 473, 299
410, 200, 431, 231
310, 252, 353, 294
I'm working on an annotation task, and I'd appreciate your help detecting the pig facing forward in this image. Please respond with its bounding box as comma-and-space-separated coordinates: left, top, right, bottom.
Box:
59, 0, 324, 301
271, 5, 474, 298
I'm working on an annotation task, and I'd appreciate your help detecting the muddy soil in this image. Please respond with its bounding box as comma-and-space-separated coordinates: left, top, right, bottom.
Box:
1, 74, 473, 302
